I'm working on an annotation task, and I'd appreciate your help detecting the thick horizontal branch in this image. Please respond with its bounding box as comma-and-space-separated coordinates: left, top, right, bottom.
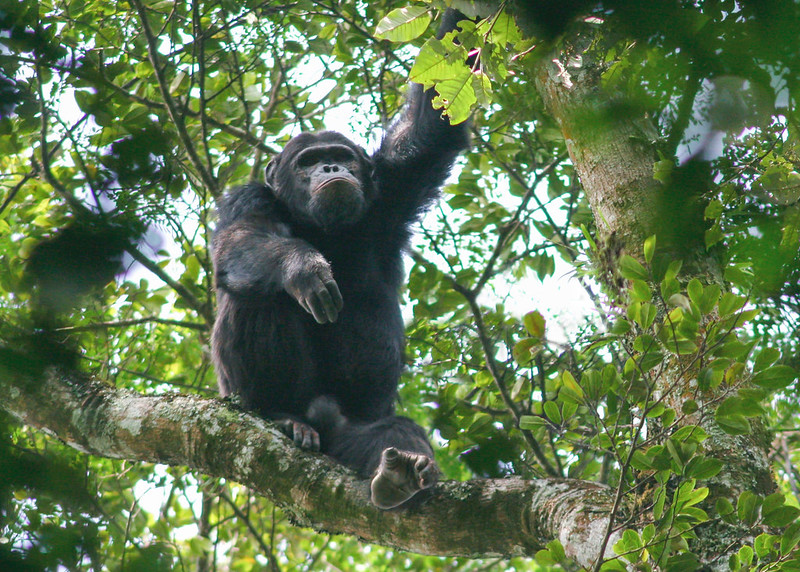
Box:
0, 349, 617, 565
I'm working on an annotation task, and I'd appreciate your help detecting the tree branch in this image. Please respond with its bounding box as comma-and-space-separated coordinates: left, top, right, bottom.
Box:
0, 350, 618, 565
125, 247, 214, 324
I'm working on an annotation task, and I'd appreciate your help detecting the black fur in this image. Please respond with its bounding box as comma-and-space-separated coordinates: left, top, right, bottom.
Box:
211, 10, 469, 507
306, 396, 435, 478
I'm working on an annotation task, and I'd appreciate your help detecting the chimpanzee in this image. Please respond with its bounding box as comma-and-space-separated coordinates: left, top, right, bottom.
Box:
211, 10, 470, 509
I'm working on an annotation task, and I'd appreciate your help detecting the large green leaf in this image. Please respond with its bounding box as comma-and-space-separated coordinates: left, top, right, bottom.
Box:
374, 6, 431, 42
409, 37, 468, 85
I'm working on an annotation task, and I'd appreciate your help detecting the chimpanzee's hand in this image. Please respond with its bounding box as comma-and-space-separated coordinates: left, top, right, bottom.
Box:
284, 255, 343, 323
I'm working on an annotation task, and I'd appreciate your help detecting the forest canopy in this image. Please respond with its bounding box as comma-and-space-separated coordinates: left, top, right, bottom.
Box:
2, 0, 800, 570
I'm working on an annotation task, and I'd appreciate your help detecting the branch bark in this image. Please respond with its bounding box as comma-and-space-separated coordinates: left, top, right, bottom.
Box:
0, 349, 619, 565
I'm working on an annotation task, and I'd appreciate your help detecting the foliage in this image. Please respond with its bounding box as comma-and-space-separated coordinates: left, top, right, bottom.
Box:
1, 0, 800, 569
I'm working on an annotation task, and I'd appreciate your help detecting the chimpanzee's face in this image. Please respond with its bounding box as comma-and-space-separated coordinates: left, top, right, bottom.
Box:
267, 131, 374, 229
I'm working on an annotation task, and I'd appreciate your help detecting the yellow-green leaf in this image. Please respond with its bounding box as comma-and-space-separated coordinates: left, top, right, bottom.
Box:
375, 7, 431, 42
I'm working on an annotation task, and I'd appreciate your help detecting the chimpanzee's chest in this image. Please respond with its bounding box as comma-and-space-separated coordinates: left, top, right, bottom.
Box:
303, 273, 405, 417
314, 275, 405, 366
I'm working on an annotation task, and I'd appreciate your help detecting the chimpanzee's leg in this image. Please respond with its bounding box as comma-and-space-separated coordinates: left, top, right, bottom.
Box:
307, 397, 439, 509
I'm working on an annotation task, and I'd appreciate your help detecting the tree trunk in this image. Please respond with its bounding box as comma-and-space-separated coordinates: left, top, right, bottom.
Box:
534, 35, 777, 568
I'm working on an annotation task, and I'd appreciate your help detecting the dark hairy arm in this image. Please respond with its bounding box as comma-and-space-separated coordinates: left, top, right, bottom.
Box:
212, 182, 343, 323
373, 9, 472, 215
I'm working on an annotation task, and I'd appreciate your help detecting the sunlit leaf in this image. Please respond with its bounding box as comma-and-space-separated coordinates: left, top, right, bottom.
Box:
375, 6, 432, 41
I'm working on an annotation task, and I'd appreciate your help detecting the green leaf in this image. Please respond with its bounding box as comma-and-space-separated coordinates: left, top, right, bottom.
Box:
471, 70, 492, 107
716, 396, 764, 418
633, 334, 658, 353
704, 198, 724, 219
637, 351, 664, 371
611, 319, 631, 335
687, 278, 703, 308
667, 294, 690, 312
519, 415, 546, 430
432, 74, 478, 124
672, 425, 709, 443
523, 310, 545, 338
781, 521, 800, 555
753, 347, 780, 372
705, 224, 724, 248
666, 439, 688, 468
680, 506, 709, 522
409, 37, 468, 85
712, 338, 753, 359
716, 498, 737, 524
755, 533, 777, 558
762, 493, 800, 527
374, 7, 432, 42
737, 491, 762, 525
485, 11, 523, 47
665, 552, 700, 572
546, 539, 566, 562
663, 338, 698, 355
318, 23, 337, 40
630, 449, 655, 470
763, 506, 800, 528
630, 279, 652, 302
763, 492, 787, 518
653, 159, 674, 183
752, 365, 797, 390
664, 259, 683, 282
643, 235, 656, 264
581, 224, 598, 251
715, 413, 751, 435
513, 337, 541, 364
654, 486, 667, 519
642, 524, 655, 544
661, 278, 681, 301
543, 401, 561, 424
676, 481, 708, 507
645, 403, 665, 418
684, 456, 723, 480
738, 545, 754, 567
699, 284, 721, 315
561, 370, 584, 399
619, 254, 649, 280
600, 559, 628, 571
718, 292, 746, 316
535, 549, 556, 566
700, 359, 730, 389
638, 302, 657, 329
613, 530, 638, 558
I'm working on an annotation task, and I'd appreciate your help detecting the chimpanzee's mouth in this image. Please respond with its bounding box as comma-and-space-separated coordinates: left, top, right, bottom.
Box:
317, 177, 358, 193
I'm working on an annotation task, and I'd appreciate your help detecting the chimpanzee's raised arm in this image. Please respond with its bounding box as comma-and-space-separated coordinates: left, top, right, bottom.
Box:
372, 9, 471, 213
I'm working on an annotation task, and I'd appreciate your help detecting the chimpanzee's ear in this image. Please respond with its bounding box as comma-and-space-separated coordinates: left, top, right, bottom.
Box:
265, 155, 279, 185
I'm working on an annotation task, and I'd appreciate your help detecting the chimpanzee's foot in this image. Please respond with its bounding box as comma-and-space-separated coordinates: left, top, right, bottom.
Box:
276, 418, 320, 451
370, 447, 439, 509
